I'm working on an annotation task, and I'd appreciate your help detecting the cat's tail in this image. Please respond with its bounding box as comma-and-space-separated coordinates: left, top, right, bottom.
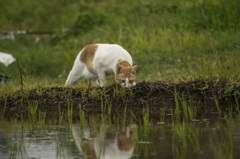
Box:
65, 72, 74, 86
65, 59, 84, 87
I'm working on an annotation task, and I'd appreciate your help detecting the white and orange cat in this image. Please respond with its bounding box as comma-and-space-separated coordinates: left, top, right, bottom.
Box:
65, 44, 137, 88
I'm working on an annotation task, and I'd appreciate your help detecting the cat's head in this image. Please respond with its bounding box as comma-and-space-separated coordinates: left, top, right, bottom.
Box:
115, 64, 137, 88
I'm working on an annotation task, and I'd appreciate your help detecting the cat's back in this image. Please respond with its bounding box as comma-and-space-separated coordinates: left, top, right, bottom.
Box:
78, 44, 132, 73
94, 44, 132, 63
96, 44, 129, 55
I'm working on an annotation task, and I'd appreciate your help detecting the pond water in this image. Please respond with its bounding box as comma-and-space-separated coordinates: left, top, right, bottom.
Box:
0, 115, 240, 159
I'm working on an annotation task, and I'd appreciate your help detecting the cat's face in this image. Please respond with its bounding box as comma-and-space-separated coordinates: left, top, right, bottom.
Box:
115, 65, 137, 88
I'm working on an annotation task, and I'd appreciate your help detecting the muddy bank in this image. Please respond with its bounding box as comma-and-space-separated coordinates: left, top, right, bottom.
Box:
1, 80, 240, 120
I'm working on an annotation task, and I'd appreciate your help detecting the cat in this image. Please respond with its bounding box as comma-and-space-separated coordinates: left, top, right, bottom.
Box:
65, 44, 137, 88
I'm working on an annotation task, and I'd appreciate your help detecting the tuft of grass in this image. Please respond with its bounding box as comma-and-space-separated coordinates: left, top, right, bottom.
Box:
213, 92, 221, 117
234, 91, 240, 113
79, 103, 85, 126
181, 95, 188, 120
143, 106, 150, 136
173, 86, 180, 122
28, 102, 38, 129
160, 107, 166, 123
67, 99, 73, 124
188, 102, 198, 120
123, 103, 128, 126
0, 97, 7, 120
58, 105, 64, 127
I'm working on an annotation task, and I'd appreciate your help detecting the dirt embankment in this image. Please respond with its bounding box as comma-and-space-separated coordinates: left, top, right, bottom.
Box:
1, 80, 239, 120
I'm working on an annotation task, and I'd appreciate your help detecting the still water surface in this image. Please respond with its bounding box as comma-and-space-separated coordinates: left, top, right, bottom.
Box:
0, 117, 240, 159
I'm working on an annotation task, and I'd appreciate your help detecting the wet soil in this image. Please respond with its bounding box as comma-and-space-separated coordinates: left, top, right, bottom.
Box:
1, 80, 239, 121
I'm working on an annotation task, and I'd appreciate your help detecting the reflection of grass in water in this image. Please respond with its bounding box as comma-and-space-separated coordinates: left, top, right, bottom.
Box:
107, 99, 112, 122
37, 111, 46, 129
1, 120, 27, 158
143, 106, 150, 136
67, 99, 73, 124
180, 95, 198, 120
174, 86, 180, 122
210, 118, 233, 159
181, 94, 188, 120
123, 103, 128, 126
213, 92, 221, 117
160, 107, 166, 122
234, 92, 240, 113
58, 106, 64, 127
28, 102, 38, 130
172, 122, 203, 158
0, 97, 7, 120
79, 103, 85, 127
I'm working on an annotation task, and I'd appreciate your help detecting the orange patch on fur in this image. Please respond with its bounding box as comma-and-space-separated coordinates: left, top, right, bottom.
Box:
116, 60, 136, 83
80, 44, 98, 73
117, 132, 133, 151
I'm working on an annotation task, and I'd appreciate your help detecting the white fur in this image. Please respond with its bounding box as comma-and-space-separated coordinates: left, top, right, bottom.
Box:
65, 44, 133, 86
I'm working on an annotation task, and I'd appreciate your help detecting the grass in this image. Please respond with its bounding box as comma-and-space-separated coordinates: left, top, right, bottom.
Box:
180, 95, 199, 120
67, 99, 73, 124
143, 106, 150, 136
213, 92, 222, 117
0, 0, 239, 90
28, 102, 38, 130
79, 103, 85, 127
160, 108, 166, 123
173, 86, 180, 121
0, 97, 7, 120
58, 106, 64, 127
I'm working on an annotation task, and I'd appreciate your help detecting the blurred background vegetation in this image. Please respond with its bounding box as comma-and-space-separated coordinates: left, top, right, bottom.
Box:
0, 0, 239, 86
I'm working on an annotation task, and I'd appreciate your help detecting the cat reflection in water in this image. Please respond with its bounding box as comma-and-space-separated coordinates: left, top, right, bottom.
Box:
65, 44, 137, 88
72, 125, 135, 159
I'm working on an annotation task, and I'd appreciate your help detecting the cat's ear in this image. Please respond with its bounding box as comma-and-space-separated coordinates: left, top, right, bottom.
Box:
117, 65, 124, 74
132, 65, 137, 74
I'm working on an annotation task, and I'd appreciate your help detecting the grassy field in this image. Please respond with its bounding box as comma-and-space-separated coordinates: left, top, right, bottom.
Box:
0, 0, 239, 88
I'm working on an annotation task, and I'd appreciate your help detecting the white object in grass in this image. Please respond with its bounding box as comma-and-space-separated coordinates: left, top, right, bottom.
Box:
0, 52, 16, 67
